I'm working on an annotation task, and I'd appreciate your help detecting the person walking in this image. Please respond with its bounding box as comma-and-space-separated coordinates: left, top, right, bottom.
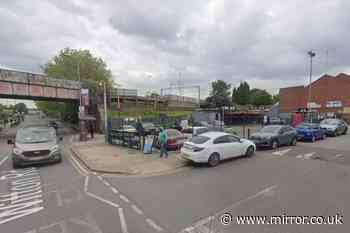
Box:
136, 117, 145, 150
88, 121, 94, 139
159, 127, 168, 158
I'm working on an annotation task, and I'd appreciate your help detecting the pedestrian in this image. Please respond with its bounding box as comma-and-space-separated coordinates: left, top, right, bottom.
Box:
159, 127, 168, 158
136, 117, 145, 150
88, 121, 94, 139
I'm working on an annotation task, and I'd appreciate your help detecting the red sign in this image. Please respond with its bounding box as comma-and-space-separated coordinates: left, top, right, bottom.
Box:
29, 85, 43, 97
0, 82, 12, 95
13, 84, 28, 95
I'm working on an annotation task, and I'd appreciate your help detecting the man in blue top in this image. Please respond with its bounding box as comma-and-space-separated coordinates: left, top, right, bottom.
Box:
159, 127, 168, 158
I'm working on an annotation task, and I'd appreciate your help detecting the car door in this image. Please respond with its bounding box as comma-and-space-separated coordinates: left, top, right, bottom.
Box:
213, 135, 242, 159
285, 126, 296, 144
213, 136, 233, 159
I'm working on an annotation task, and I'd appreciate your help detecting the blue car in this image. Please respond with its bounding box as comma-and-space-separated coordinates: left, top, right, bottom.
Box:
296, 123, 326, 142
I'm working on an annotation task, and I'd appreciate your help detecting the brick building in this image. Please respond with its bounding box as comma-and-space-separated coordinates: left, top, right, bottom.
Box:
279, 73, 350, 116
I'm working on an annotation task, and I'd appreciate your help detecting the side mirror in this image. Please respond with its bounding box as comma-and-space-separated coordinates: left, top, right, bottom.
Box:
7, 139, 14, 145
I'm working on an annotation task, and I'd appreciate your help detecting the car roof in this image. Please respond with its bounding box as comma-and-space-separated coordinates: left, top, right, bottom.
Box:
21, 125, 53, 130
200, 131, 230, 138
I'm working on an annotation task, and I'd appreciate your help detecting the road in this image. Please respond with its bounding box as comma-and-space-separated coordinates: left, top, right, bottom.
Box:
0, 115, 349, 233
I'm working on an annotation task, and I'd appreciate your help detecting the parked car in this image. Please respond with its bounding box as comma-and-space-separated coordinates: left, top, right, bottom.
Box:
155, 129, 186, 150
249, 125, 297, 149
182, 126, 209, 139
269, 117, 285, 125
181, 132, 255, 167
120, 124, 137, 133
8, 126, 62, 168
48, 120, 59, 130
296, 122, 326, 142
320, 118, 348, 136
141, 122, 157, 135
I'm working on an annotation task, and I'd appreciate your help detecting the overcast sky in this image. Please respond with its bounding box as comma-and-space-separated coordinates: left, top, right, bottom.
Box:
1, 0, 350, 100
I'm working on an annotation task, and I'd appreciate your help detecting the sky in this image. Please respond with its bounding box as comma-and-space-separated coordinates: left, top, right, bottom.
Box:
1, 0, 350, 103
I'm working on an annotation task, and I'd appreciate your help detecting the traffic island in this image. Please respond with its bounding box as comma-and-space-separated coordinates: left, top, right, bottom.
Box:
70, 141, 190, 176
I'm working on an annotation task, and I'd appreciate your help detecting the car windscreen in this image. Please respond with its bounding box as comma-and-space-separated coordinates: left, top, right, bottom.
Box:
260, 125, 281, 133
321, 119, 339, 125
297, 123, 315, 129
16, 127, 56, 144
189, 136, 210, 144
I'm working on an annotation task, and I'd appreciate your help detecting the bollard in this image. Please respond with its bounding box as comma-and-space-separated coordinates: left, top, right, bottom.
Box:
247, 128, 250, 139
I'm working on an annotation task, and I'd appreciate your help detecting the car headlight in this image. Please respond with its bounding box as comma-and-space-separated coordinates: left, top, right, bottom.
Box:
13, 147, 23, 155
50, 145, 60, 153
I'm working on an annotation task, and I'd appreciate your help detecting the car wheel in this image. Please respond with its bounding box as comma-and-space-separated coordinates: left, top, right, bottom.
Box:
12, 161, 21, 169
311, 135, 316, 142
290, 137, 297, 146
271, 140, 279, 150
208, 153, 220, 167
343, 128, 347, 135
245, 146, 255, 157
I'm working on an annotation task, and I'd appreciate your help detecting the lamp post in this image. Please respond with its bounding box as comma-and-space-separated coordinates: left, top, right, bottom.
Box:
99, 81, 108, 142
307, 50, 316, 122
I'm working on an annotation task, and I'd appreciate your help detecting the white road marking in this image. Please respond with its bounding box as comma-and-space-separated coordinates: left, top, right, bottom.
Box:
69, 153, 89, 175
97, 176, 103, 181
303, 152, 315, 159
296, 155, 303, 159
86, 192, 119, 208
272, 149, 291, 156
103, 180, 110, 187
119, 195, 130, 203
84, 176, 119, 208
118, 208, 129, 233
334, 154, 343, 159
0, 156, 8, 167
146, 218, 163, 232
111, 187, 119, 194
131, 204, 143, 215
224, 185, 277, 210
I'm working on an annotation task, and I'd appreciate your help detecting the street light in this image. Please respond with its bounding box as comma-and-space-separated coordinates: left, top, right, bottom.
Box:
99, 81, 108, 142
307, 50, 316, 122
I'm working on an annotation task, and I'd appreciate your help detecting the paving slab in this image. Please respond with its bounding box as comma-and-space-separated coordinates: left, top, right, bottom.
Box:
71, 139, 189, 176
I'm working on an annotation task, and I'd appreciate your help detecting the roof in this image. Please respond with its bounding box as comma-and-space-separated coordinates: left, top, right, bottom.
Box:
200, 131, 229, 138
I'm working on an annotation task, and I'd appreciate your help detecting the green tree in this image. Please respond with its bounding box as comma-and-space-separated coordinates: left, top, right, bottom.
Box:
37, 48, 113, 122
250, 88, 273, 106
272, 94, 279, 104
205, 80, 231, 107
232, 81, 250, 105
14, 103, 28, 114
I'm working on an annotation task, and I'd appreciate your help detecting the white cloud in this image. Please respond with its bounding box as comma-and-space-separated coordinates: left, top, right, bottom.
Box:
0, 0, 350, 99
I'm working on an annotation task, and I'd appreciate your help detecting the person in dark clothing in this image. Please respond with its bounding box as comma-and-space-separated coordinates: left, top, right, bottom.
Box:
136, 118, 145, 150
88, 121, 94, 139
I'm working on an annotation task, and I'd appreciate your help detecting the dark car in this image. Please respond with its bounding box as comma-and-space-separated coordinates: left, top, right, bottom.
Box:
8, 126, 62, 168
296, 123, 326, 142
249, 125, 297, 149
320, 118, 348, 136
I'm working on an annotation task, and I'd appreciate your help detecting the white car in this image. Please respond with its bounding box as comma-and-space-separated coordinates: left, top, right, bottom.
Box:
181, 132, 255, 167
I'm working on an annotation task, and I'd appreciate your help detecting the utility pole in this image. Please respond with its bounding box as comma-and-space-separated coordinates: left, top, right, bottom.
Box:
307, 50, 316, 122
99, 82, 108, 143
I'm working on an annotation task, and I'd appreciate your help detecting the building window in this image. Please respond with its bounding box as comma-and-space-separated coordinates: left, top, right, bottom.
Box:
326, 101, 342, 108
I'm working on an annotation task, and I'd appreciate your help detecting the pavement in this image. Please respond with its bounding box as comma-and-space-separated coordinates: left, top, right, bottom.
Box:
71, 135, 189, 176
1, 114, 350, 233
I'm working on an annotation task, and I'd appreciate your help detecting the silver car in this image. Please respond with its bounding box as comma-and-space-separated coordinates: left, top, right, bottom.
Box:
8, 126, 62, 168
